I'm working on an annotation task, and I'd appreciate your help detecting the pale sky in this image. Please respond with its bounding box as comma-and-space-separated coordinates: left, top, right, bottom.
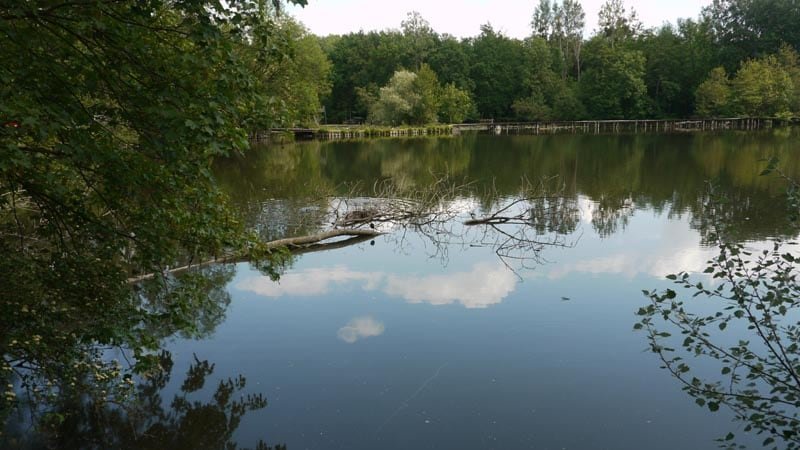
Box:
286, 0, 713, 39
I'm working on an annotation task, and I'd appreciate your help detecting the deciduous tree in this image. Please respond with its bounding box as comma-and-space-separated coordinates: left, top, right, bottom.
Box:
580, 38, 647, 118
598, 0, 642, 48
439, 83, 475, 123
696, 67, 733, 117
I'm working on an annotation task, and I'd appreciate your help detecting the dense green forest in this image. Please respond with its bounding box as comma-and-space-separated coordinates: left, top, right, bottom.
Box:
307, 0, 800, 124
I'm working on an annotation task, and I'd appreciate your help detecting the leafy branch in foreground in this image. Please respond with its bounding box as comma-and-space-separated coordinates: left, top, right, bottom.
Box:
1, 0, 309, 440
638, 241, 800, 448
636, 174, 800, 449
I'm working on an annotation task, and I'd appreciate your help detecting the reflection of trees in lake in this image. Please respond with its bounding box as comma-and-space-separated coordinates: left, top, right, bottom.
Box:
135, 265, 237, 340
315, 176, 581, 272
637, 174, 800, 449
1, 265, 245, 445
3, 352, 282, 450
590, 194, 635, 238
217, 129, 800, 245
213, 130, 800, 279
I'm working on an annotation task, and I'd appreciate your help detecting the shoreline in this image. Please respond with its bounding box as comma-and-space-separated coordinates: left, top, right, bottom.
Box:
250, 117, 800, 143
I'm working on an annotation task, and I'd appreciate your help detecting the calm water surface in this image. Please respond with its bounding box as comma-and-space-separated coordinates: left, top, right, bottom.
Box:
202, 131, 799, 449
14, 131, 800, 449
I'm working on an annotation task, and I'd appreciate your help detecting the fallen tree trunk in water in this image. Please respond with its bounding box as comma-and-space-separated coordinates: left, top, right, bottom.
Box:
127, 228, 383, 283
262, 228, 381, 249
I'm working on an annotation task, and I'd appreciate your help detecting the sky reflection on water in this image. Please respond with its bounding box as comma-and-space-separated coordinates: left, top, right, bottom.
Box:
165, 203, 757, 449
141, 131, 800, 449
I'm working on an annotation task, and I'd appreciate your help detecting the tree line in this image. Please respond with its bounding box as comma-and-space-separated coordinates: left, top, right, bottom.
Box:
307, 0, 800, 125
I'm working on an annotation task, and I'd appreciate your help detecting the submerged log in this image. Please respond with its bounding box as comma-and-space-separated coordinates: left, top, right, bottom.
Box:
127, 228, 383, 283
264, 228, 381, 249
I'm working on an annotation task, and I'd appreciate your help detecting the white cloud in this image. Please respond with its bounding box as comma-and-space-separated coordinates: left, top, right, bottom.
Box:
337, 316, 385, 343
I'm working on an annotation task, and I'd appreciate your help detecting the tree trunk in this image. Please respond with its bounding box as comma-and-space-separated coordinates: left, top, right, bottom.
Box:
127, 229, 383, 283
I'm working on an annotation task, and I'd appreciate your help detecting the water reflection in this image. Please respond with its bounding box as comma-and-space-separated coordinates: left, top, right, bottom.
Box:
236, 262, 519, 309
212, 133, 800, 448
337, 317, 385, 344
0, 264, 277, 448
547, 218, 715, 280
383, 263, 517, 309
7, 130, 800, 449
216, 129, 800, 244
3, 352, 280, 450
635, 167, 800, 449
236, 266, 380, 298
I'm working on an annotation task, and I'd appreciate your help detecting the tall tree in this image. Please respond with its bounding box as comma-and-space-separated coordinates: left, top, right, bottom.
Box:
324, 31, 406, 122
512, 37, 586, 120
412, 64, 442, 124
580, 37, 648, 118
634, 20, 716, 117
439, 83, 475, 123
532, 1, 586, 80
428, 35, 474, 91
695, 67, 733, 117
778, 45, 800, 113
732, 55, 794, 117
263, 19, 332, 126
597, 0, 642, 48
531, 0, 555, 39
401, 11, 437, 69
561, 0, 586, 80
704, 0, 800, 69
469, 24, 529, 119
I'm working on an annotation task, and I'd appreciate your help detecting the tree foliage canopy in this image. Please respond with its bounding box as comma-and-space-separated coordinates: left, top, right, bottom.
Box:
1, 0, 311, 436
318, 1, 800, 122
366, 64, 474, 125
696, 46, 800, 118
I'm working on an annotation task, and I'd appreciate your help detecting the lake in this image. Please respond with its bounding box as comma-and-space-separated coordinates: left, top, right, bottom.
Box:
212, 130, 797, 449
7, 129, 800, 449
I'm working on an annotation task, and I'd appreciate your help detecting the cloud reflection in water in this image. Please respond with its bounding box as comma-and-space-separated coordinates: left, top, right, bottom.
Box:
337, 316, 385, 343
235, 263, 518, 309
235, 267, 381, 297
383, 263, 517, 309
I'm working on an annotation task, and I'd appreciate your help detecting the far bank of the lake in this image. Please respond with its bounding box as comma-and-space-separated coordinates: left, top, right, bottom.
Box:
252, 117, 800, 143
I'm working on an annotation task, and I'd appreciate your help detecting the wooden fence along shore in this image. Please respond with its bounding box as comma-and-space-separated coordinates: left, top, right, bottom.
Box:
249, 117, 798, 143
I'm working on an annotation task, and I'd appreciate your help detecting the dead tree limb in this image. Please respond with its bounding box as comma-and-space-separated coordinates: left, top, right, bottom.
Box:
263, 228, 381, 249
127, 228, 382, 283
